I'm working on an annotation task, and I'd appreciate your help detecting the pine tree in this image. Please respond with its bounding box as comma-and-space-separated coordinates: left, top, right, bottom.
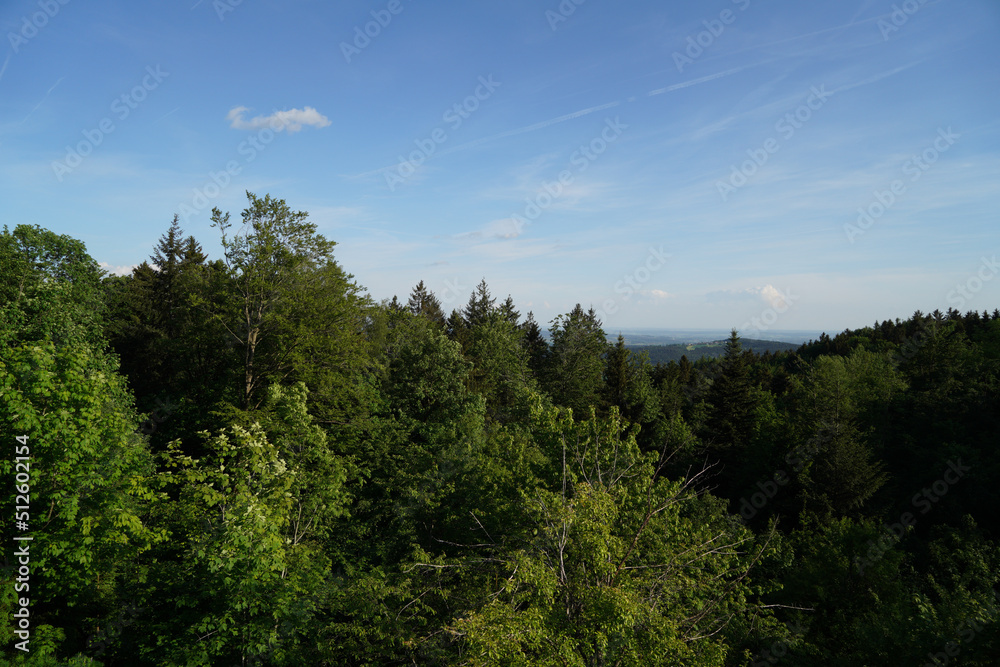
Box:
604, 334, 631, 411
407, 280, 445, 324
463, 278, 495, 329
704, 330, 757, 451
521, 311, 549, 378
544, 304, 608, 416
498, 295, 520, 327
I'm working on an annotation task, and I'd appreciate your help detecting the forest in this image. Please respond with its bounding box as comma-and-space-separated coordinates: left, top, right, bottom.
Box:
2, 193, 999, 666
626, 340, 801, 366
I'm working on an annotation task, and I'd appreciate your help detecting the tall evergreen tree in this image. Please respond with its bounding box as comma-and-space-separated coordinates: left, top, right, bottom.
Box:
103, 217, 235, 444
544, 304, 608, 416
521, 311, 549, 378
407, 280, 445, 325
463, 278, 496, 329
498, 295, 520, 327
704, 330, 757, 451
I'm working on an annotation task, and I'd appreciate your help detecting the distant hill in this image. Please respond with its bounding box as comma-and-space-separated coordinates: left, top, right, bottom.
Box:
608, 328, 825, 345
625, 339, 799, 364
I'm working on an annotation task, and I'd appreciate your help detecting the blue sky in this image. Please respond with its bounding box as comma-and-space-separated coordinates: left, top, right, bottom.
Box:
2, 0, 998, 334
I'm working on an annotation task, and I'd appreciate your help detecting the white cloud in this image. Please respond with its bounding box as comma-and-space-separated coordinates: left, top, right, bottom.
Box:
99, 262, 137, 276
706, 284, 791, 308
649, 289, 671, 299
454, 218, 523, 241
226, 106, 331, 133
758, 284, 793, 309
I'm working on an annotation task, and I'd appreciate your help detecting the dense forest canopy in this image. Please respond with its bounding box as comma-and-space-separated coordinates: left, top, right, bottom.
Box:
2, 194, 1000, 665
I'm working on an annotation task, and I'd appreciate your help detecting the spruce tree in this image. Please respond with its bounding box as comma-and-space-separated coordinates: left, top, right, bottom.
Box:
463, 278, 495, 329
407, 280, 445, 325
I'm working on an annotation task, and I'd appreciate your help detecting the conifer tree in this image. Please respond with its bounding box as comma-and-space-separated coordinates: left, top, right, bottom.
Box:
544, 304, 608, 416
498, 295, 520, 326
407, 280, 445, 325
463, 278, 496, 329
521, 311, 549, 377
704, 330, 757, 451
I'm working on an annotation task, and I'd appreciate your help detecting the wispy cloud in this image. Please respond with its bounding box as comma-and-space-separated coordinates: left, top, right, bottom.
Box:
648, 65, 749, 96
831, 61, 923, 95
454, 218, 524, 241
437, 101, 621, 157
351, 65, 756, 180
226, 106, 331, 133
21, 77, 64, 125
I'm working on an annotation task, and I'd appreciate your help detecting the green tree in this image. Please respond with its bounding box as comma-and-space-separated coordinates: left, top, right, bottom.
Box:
207, 192, 374, 429
463, 279, 496, 330
144, 423, 296, 665
0, 341, 162, 659
602, 335, 665, 455
0, 225, 106, 351
357, 321, 487, 564
103, 218, 237, 445
704, 330, 757, 452
498, 295, 520, 327
138, 384, 352, 666
544, 304, 608, 417
465, 312, 535, 425
793, 353, 890, 518
521, 311, 550, 378
407, 280, 445, 326
455, 403, 770, 666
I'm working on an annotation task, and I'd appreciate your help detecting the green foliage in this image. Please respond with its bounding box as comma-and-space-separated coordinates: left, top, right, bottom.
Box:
0, 225, 106, 351
6, 213, 1000, 665
544, 304, 608, 417
0, 341, 161, 657
138, 383, 351, 666
456, 403, 761, 666
407, 280, 446, 327
791, 352, 892, 518
465, 312, 535, 425
103, 218, 239, 448
208, 191, 371, 414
